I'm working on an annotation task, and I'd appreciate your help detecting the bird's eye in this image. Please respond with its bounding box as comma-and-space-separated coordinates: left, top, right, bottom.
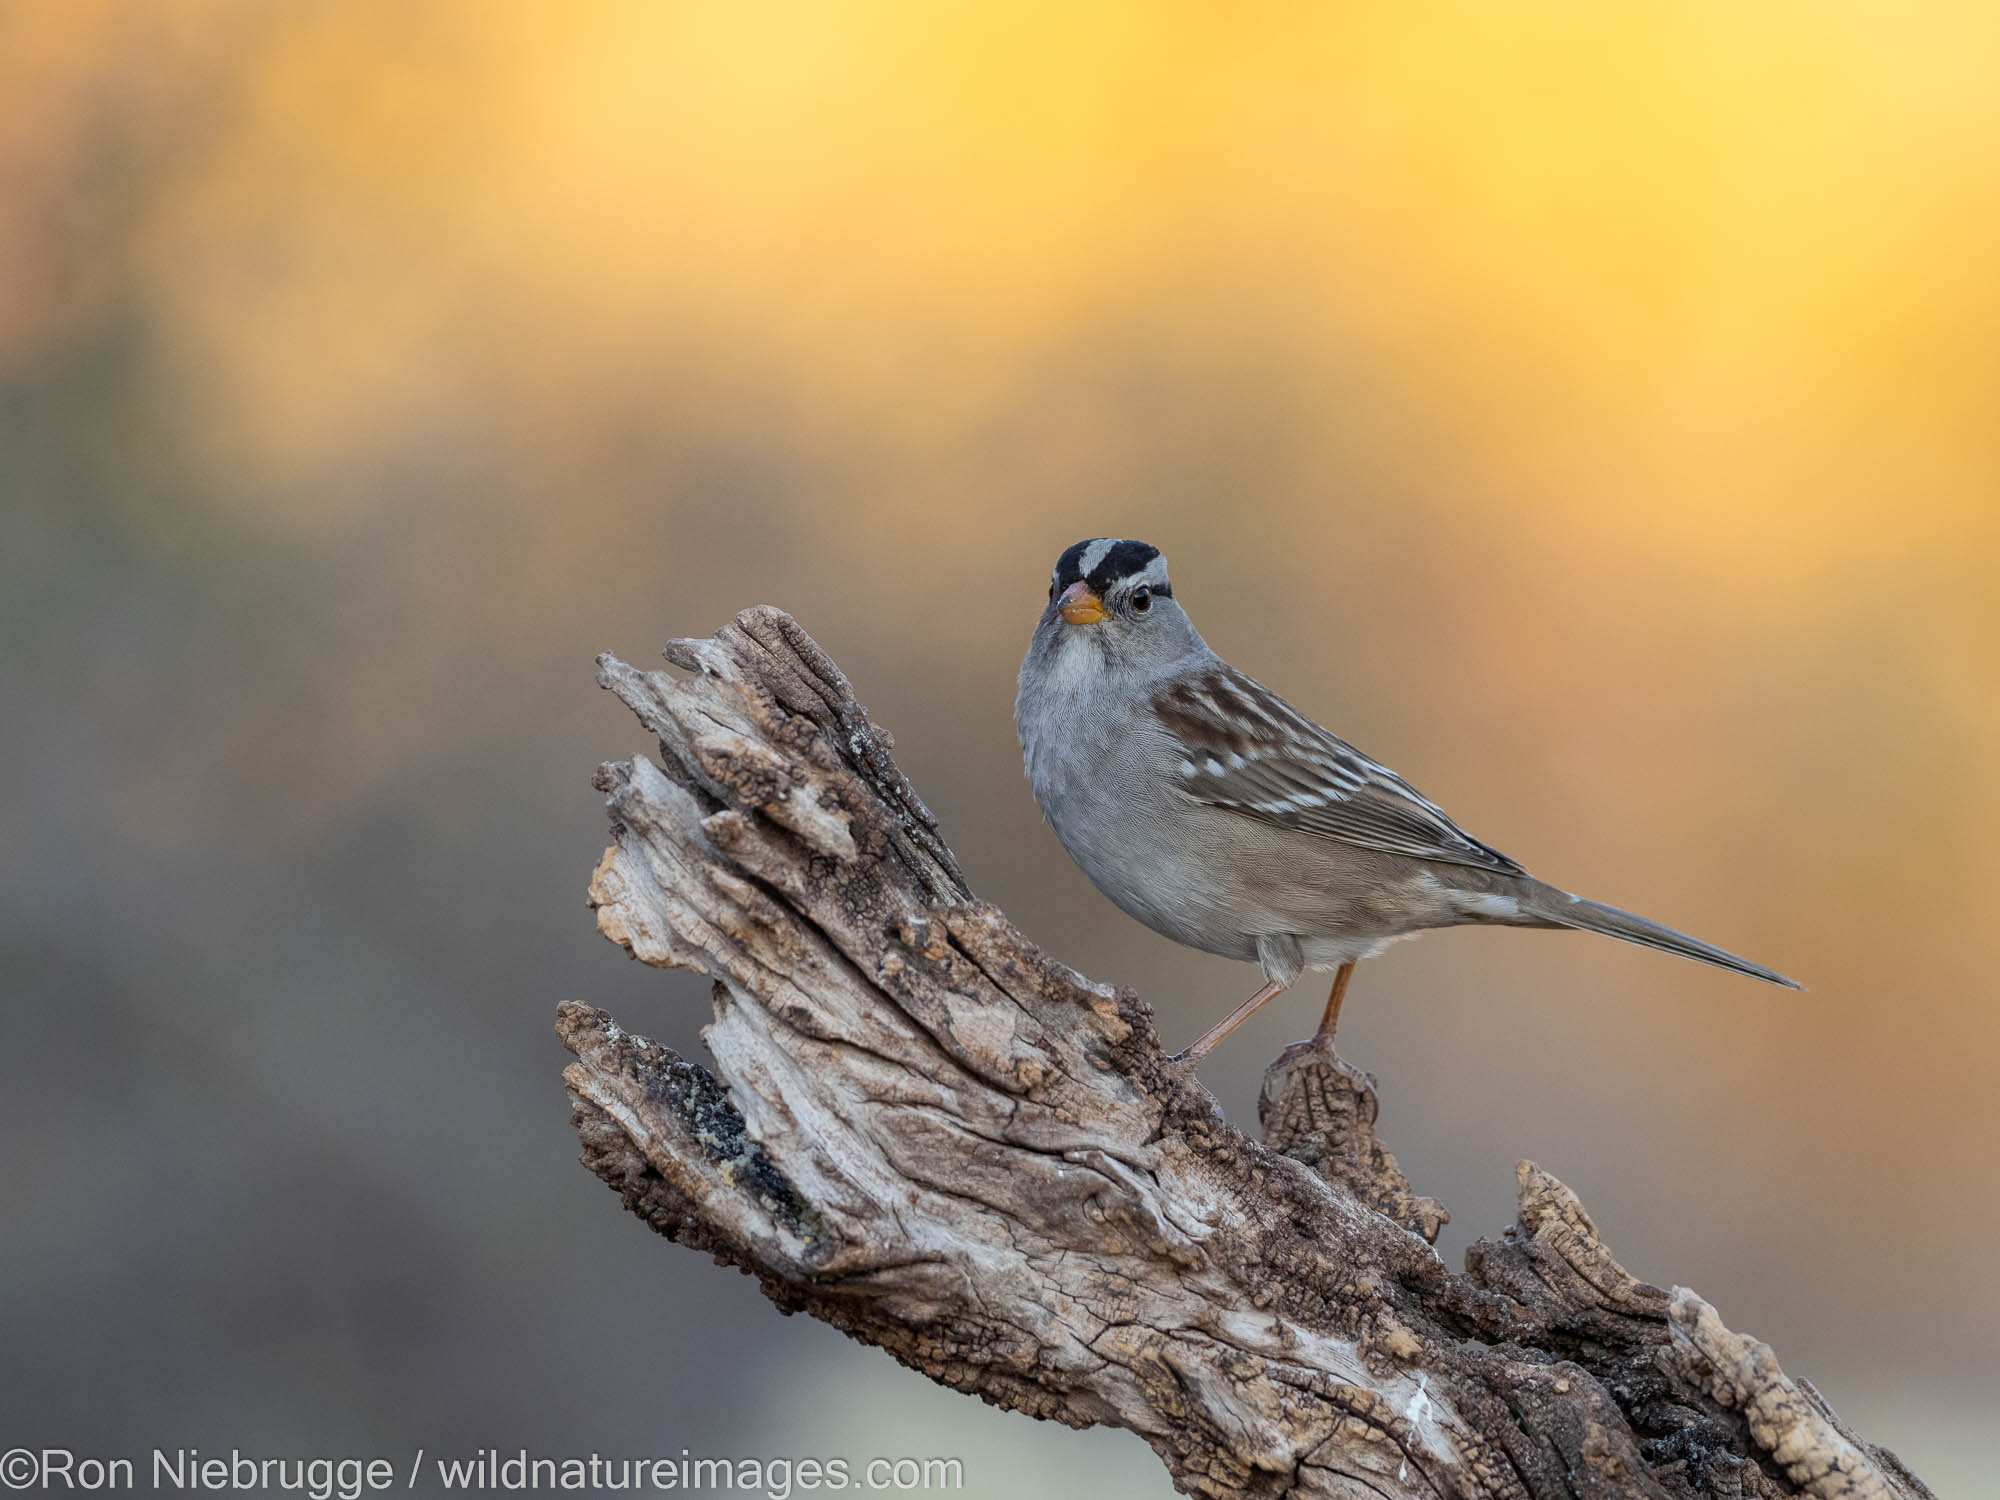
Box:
1130, 585, 1152, 613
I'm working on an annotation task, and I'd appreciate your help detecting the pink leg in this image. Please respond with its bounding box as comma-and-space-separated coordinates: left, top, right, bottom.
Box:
1172, 978, 1288, 1065
1314, 961, 1356, 1047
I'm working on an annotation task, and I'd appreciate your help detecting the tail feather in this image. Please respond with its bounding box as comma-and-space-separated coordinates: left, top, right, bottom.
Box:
1524, 888, 1802, 989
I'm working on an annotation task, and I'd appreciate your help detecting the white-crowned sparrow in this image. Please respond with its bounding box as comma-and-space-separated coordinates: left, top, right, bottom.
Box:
1014, 538, 1800, 1062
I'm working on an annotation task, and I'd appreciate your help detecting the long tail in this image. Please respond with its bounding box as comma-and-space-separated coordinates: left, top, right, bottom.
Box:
1520, 886, 1802, 989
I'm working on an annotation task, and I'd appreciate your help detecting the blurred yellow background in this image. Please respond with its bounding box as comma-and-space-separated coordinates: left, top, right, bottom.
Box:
3, 3, 1994, 1492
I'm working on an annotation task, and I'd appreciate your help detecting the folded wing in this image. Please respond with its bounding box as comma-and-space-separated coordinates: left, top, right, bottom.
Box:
1152, 664, 1526, 877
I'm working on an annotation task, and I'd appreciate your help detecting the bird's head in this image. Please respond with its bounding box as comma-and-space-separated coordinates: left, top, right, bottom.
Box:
1029, 538, 1201, 678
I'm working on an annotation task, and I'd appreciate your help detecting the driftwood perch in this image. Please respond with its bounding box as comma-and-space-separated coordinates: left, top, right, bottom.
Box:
562, 607, 1935, 1500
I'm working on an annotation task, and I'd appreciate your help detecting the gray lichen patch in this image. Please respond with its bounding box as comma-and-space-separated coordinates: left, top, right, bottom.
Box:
641, 1042, 824, 1247
558, 1001, 824, 1250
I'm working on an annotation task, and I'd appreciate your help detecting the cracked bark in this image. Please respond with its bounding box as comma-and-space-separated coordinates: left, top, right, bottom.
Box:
562, 606, 1935, 1500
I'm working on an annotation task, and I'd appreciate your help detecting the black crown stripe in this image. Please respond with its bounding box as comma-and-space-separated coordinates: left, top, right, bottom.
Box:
1053, 538, 1163, 593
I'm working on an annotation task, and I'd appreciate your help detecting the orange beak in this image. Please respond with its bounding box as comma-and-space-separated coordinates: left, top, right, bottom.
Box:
1057, 581, 1107, 625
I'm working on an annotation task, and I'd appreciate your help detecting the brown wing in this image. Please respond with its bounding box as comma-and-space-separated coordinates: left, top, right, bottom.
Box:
1151, 664, 1526, 876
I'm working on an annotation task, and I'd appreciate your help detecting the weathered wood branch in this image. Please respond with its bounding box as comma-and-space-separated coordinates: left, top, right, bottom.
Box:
562, 606, 1935, 1500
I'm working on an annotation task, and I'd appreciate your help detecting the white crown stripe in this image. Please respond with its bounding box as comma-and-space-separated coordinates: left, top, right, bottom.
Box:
1076, 538, 1117, 578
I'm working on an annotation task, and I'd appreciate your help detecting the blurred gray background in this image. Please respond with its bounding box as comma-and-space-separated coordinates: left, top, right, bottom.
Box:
4, 4, 1997, 1494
